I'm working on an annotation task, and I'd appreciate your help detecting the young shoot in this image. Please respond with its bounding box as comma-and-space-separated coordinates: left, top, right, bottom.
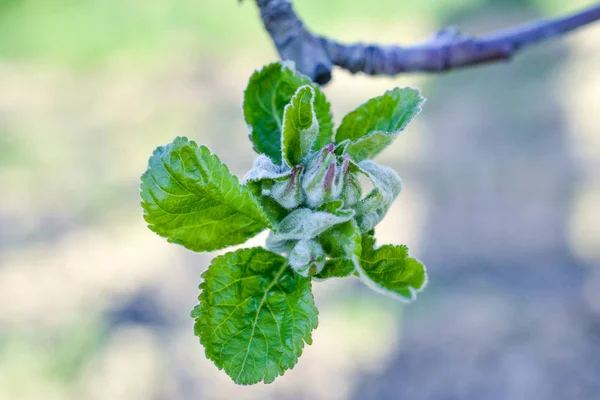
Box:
140, 62, 428, 385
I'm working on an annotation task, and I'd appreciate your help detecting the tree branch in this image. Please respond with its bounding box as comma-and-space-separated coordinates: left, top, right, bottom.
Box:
253, 1, 600, 84
254, 0, 333, 84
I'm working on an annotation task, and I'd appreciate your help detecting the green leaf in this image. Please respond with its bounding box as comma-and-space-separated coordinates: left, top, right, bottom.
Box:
266, 207, 355, 254
282, 85, 320, 166
336, 88, 424, 161
314, 219, 362, 280
354, 160, 402, 233
243, 62, 333, 164
268, 207, 354, 246
140, 137, 270, 252
337, 87, 423, 143
344, 131, 397, 163
192, 247, 318, 385
316, 199, 344, 214
334, 139, 351, 156
314, 258, 356, 280
255, 195, 292, 228
319, 220, 361, 260
357, 235, 428, 302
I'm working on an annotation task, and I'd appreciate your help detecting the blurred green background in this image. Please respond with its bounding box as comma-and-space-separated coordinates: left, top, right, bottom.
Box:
1, 0, 600, 399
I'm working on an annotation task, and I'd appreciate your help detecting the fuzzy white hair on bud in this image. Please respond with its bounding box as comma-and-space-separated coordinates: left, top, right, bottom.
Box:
354, 160, 402, 233
288, 239, 326, 277
270, 165, 305, 209
268, 208, 354, 247
302, 144, 339, 207
243, 154, 290, 183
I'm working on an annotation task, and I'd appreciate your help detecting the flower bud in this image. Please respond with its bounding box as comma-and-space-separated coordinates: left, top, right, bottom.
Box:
340, 157, 362, 207
288, 239, 325, 277
302, 144, 344, 207
265, 232, 295, 254
341, 172, 362, 207
326, 160, 345, 202
270, 164, 304, 209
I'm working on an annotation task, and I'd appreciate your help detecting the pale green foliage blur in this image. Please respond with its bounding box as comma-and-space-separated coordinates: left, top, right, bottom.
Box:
0, 0, 581, 66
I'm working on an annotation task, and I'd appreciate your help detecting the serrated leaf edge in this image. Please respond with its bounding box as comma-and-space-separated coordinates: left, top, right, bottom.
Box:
355, 245, 428, 303
195, 248, 319, 385
312, 256, 358, 282
336, 87, 426, 145
281, 85, 319, 167
140, 136, 271, 252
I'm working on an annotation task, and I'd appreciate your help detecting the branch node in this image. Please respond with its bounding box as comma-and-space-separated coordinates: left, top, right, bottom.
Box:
253, 1, 600, 83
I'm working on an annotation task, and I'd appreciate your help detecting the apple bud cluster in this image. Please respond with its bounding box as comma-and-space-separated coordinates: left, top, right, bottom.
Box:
142, 63, 428, 386
264, 143, 362, 212
245, 142, 364, 277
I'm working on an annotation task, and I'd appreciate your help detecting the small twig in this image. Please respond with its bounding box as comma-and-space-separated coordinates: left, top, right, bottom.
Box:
252, 1, 600, 84
254, 0, 333, 84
